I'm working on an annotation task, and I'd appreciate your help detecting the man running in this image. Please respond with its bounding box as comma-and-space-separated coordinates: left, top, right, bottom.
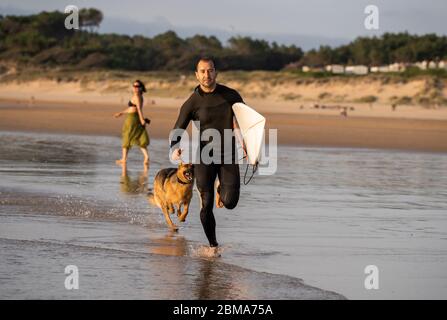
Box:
170, 57, 243, 250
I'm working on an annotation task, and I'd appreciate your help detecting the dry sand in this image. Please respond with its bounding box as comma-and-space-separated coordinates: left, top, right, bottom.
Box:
1, 79, 447, 152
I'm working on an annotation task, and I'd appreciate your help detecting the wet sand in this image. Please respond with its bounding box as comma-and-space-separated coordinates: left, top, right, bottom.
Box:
1, 100, 447, 152
1, 132, 447, 299
1, 210, 342, 300
0, 132, 345, 299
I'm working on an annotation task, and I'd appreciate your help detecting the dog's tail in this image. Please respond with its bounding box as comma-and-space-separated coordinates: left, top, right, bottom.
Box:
147, 192, 160, 207
147, 192, 156, 205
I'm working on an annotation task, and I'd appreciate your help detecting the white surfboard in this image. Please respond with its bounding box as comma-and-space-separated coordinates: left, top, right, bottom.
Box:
232, 102, 266, 166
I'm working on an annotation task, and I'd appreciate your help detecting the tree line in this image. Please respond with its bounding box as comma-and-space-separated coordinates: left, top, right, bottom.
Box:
0, 9, 446, 71
0, 9, 302, 71
300, 33, 447, 67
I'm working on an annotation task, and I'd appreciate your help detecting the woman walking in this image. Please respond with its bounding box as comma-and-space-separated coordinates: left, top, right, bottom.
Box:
114, 80, 150, 166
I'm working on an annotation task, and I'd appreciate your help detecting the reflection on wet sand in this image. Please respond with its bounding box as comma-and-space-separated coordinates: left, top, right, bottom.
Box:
145, 234, 241, 299
195, 259, 237, 299
120, 164, 149, 194
148, 232, 188, 257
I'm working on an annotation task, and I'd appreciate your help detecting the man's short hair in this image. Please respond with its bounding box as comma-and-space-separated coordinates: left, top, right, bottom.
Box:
196, 56, 216, 71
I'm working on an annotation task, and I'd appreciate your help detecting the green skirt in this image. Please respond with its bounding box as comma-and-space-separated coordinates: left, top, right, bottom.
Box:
122, 113, 149, 148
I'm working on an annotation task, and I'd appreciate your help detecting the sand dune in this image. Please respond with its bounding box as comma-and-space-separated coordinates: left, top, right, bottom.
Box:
1, 76, 447, 120
1, 77, 447, 152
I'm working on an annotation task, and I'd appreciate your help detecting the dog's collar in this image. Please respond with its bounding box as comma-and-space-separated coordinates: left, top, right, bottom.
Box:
177, 177, 192, 185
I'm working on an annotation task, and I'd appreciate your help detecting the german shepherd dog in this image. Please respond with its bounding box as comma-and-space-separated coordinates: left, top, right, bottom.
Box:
148, 163, 194, 231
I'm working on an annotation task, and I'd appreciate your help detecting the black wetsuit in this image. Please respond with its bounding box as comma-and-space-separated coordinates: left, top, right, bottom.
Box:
170, 84, 244, 247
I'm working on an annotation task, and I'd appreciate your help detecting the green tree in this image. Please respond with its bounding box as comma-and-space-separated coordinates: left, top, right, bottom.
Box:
79, 8, 103, 32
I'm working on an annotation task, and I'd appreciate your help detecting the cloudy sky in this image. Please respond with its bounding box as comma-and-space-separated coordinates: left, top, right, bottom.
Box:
1, 0, 446, 49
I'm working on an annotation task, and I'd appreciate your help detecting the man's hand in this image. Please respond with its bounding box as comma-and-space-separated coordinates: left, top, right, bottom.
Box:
171, 148, 182, 161
114, 112, 122, 118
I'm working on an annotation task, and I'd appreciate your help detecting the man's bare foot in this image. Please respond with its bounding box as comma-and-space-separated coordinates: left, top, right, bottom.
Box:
116, 159, 126, 165
210, 246, 221, 257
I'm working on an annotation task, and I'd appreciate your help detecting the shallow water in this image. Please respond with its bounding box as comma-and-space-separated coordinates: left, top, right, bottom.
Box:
1, 131, 446, 299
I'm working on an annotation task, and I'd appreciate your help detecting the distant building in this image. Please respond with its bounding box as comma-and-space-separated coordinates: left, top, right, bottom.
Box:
287, 60, 445, 74
370, 63, 405, 73
371, 66, 389, 73
414, 60, 428, 70
389, 63, 406, 72
345, 65, 368, 75
428, 61, 437, 69
412, 60, 447, 70
325, 64, 345, 74
302, 65, 325, 73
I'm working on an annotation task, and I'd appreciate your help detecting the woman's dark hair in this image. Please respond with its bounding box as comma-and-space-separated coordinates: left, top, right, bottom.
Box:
134, 79, 146, 93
